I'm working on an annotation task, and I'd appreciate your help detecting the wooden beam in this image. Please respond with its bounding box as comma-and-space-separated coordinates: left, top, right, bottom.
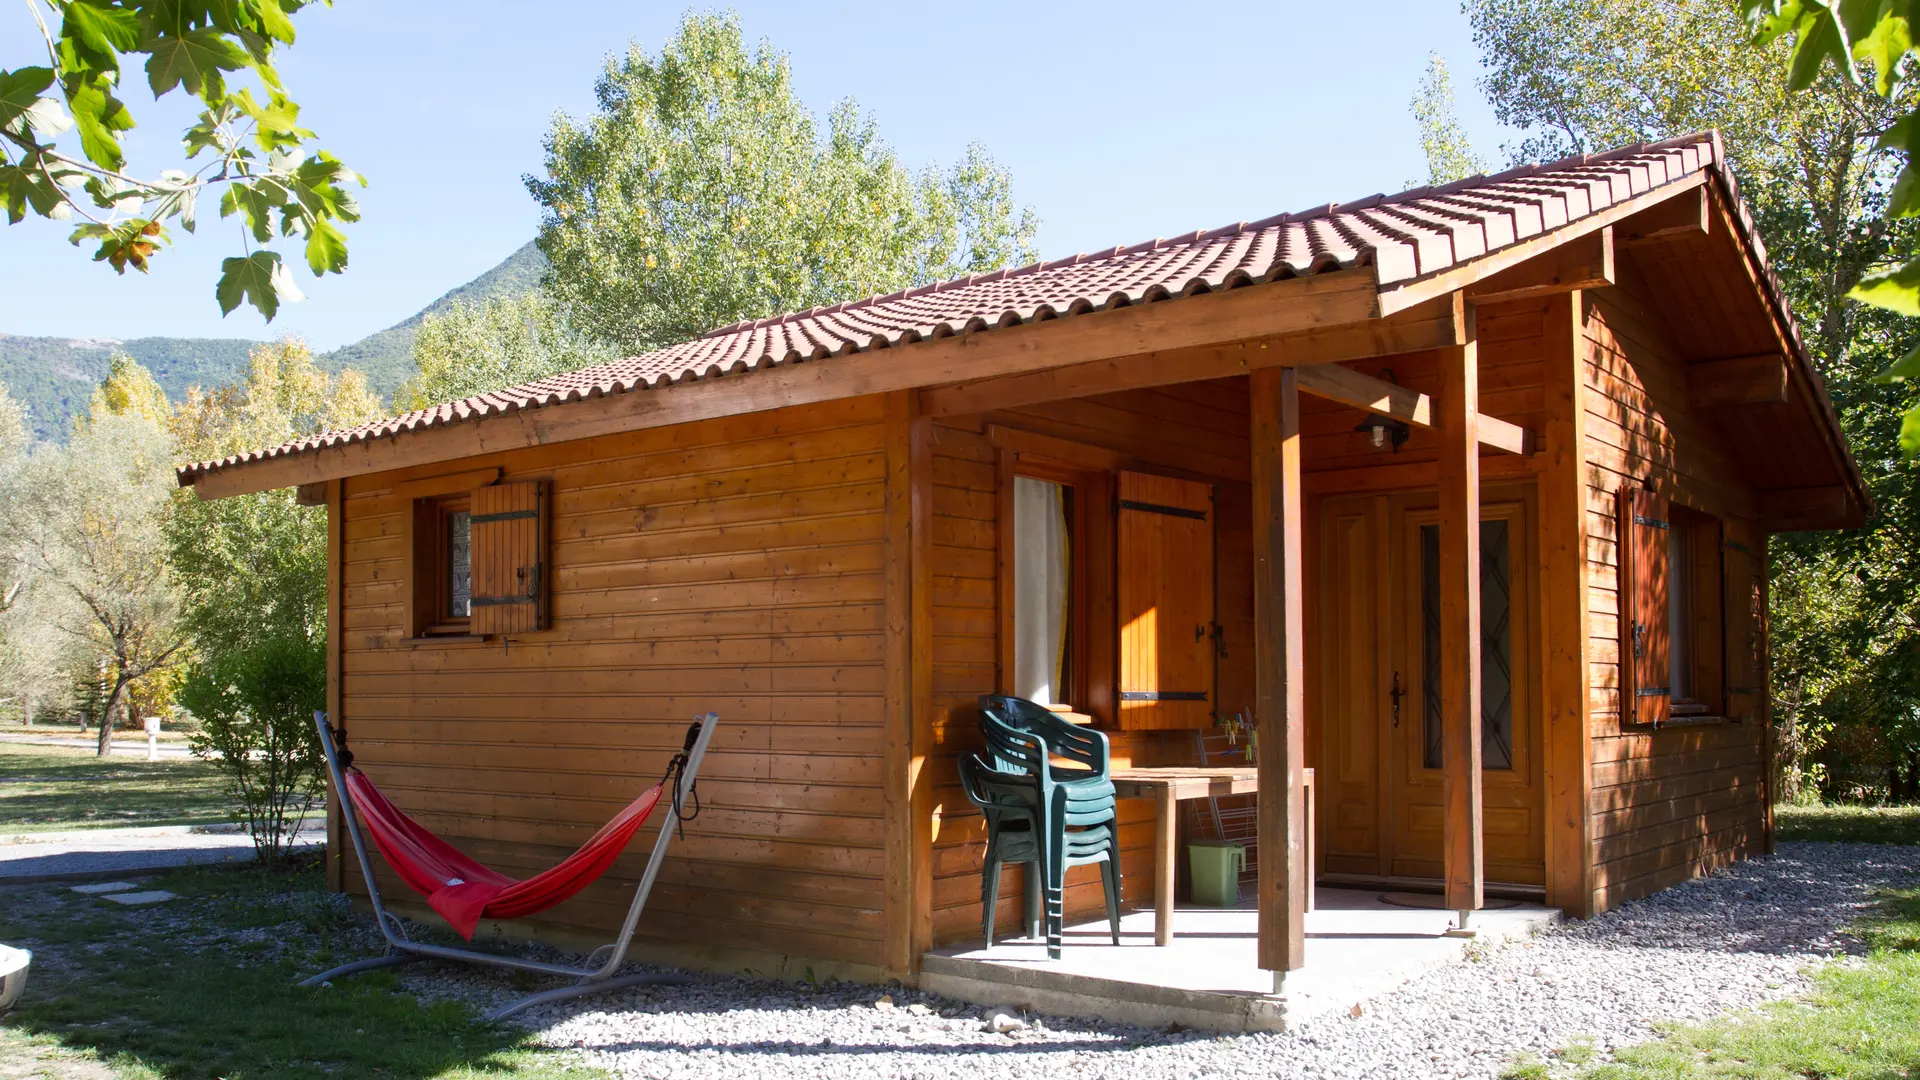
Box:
1756, 485, 1859, 530
1251, 367, 1307, 982
1292, 363, 1532, 456
392, 467, 502, 500
908, 406, 935, 968
296, 481, 327, 507
1464, 227, 1614, 305
1537, 292, 1595, 918
1437, 316, 1486, 922
881, 391, 915, 977
324, 478, 344, 895
186, 269, 1382, 500
1615, 187, 1709, 247
918, 293, 1465, 418
984, 423, 1250, 484
1377, 174, 1709, 316
1687, 353, 1788, 407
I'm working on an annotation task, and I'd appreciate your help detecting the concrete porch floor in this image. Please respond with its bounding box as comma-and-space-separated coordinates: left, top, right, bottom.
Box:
920, 887, 1559, 1033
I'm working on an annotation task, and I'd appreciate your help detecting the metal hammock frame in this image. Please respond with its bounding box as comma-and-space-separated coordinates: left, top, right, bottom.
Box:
299, 710, 718, 1021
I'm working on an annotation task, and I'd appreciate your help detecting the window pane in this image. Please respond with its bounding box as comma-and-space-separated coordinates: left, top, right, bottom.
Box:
1668, 520, 1691, 701
1012, 477, 1071, 706
1421, 520, 1514, 770
447, 510, 471, 618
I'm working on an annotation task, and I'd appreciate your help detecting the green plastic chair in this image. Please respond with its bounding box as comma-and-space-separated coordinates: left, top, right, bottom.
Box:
967, 695, 1122, 958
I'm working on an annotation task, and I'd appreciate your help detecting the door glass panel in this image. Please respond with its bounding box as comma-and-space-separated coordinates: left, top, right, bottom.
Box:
1420, 519, 1514, 770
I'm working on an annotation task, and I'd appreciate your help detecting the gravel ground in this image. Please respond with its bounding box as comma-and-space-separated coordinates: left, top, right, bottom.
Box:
385, 841, 1920, 1080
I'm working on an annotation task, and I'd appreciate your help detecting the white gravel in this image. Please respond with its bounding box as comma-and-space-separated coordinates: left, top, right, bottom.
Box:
398, 842, 1920, 1080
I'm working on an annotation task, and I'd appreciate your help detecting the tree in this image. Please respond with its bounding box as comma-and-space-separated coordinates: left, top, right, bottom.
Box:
0, 405, 184, 755
393, 294, 611, 412
1, 1, 362, 320
1410, 53, 1487, 185
526, 12, 1039, 354
1466, 0, 1920, 800
167, 338, 379, 654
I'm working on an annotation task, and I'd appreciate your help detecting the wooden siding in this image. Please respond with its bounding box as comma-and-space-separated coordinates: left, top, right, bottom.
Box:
337, 396, 893, 972
926, 383, 1256, 946
1579, 275, 1770, 913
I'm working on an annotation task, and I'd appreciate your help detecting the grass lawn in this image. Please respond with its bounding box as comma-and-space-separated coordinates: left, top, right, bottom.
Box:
0, 854, 604, 1079
1774, 802, 1920, 845
0, 741, 235, 833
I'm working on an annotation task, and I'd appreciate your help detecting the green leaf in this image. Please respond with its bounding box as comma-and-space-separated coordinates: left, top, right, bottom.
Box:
303, 215, 346, 275
1900, 402, 1920, 459
1852, 3, 1912, 95
1851, 256, 1920, 316
217, 249, 303, 319
246, 0, 298, 45
1787, 8, 1852, 90
0, 162, 67, 224
219, 179, 285, 243
1879, 339, 1920, 383
61, 1, 143, 68
1890, 163, 1920, 218
0, 67, 57, 129
145, 28, 250, 99
67, 77, 134, 171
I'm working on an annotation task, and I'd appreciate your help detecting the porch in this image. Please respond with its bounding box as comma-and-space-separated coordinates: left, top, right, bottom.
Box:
922, 887, 1559, 1033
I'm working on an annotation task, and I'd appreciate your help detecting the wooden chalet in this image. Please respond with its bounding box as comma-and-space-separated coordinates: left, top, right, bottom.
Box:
178, 132, 1866, 995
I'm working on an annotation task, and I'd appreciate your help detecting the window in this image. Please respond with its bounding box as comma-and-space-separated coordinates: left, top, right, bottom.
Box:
1012, 475, 1075, 707
416, 495, 472, 636
1618, 486, 1724, 725
1419, 519, 1514, 770
406, 479, 549, 640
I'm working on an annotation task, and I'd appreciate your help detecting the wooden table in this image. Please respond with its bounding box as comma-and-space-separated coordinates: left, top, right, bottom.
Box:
1110, 765, 1314, 945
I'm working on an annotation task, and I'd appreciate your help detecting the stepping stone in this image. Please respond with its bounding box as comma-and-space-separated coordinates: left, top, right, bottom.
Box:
101, 890, 175, 906
70, 881, 139, 895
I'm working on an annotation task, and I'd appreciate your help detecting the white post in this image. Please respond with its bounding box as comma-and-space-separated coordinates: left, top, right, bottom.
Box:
144, 715, 160, 762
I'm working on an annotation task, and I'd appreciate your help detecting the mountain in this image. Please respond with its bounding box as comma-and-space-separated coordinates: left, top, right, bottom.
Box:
0, 240, 547, 441
320, 239, 548, 391
0, 334, 262, 442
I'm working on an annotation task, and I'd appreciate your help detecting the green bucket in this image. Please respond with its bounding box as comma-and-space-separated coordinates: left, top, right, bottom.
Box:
1187, 839, 1247, 907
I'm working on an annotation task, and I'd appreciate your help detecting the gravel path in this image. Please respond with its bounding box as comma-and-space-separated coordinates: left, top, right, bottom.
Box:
391, 842, 1920, 1080
0, 820, 324, 883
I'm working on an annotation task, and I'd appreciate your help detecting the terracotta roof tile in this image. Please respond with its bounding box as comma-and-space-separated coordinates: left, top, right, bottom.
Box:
179, 134, 1723, 485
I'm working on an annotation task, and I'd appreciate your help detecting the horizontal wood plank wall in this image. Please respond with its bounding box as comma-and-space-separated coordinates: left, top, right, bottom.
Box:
337, 396, 892, 972
927, 382, 1255, 946
1579, 275, 1768, 914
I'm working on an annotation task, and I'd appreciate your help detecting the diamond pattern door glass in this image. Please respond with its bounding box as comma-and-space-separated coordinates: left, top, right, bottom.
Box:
1420, 519, 1514, 770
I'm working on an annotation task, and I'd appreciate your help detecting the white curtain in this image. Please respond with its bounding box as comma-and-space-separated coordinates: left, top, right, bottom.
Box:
1013, 477, 1071, 706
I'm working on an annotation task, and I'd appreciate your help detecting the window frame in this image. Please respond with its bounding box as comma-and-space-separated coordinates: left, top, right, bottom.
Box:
408, 492, 476, 639
1618, 485, 1727, 728
995, 452, 1113, 724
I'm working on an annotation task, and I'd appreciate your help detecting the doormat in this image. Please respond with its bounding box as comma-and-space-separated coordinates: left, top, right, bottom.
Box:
1378, 891, 1521, 911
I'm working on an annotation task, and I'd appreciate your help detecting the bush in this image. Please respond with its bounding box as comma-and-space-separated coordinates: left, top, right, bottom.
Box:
179, 632, 325, 866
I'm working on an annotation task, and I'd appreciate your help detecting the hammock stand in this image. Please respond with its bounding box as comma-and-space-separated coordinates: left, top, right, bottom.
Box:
300, 710, 718, 1021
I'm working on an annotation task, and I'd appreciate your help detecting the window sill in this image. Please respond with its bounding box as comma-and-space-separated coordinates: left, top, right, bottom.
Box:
398, 634, 488, 647
1622, 714, 1743, 731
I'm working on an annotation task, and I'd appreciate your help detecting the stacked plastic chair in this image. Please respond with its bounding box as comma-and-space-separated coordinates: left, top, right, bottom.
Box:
959, 694, 1122, 959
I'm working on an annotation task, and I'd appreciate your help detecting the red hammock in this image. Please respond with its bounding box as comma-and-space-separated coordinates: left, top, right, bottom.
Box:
344, 770, 665, 940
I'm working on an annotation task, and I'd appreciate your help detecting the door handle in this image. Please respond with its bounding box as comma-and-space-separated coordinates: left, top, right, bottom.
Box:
1388, 671, 1404, 728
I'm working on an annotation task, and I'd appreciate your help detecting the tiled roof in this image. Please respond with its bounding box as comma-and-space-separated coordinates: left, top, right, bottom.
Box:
178, 133, 1721, 485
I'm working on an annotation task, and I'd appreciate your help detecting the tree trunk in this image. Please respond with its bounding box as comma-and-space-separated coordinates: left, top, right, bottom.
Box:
98, 679, 127, 758
20, 696, 29, 729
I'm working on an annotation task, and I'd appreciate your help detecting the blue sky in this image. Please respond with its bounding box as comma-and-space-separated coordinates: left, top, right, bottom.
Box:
1, 2, 1514, 351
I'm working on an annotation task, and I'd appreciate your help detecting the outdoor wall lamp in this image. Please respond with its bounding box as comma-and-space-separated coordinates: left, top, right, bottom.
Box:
1354, 368, 1411, 452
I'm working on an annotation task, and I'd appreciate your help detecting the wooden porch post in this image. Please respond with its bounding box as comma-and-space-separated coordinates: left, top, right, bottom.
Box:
1540, 292, 1596, 916
1251, 367, 1307, 988
325, 477, 345, 894
1438, 308, 1486, 927
882, 391, 936, 976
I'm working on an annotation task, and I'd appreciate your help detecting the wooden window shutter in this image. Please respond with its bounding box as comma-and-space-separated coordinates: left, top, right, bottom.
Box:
470, 480, 547, 635
1722, 519, 1764, 721
1618, 486, 1671, 725
1116, 471, 1216, 730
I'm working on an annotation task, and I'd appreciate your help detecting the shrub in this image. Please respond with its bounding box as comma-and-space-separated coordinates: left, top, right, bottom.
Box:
179, 632, 325, 866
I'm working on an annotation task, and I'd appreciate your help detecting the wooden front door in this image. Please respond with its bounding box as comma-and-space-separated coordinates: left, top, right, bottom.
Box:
1313, 488, 1546, 887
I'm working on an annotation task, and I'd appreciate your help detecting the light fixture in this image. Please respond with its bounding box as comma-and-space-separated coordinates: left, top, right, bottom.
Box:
1354, 368, 1410, 452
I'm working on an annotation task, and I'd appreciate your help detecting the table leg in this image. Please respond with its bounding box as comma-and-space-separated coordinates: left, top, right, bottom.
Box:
1155, 787, 1175, 947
